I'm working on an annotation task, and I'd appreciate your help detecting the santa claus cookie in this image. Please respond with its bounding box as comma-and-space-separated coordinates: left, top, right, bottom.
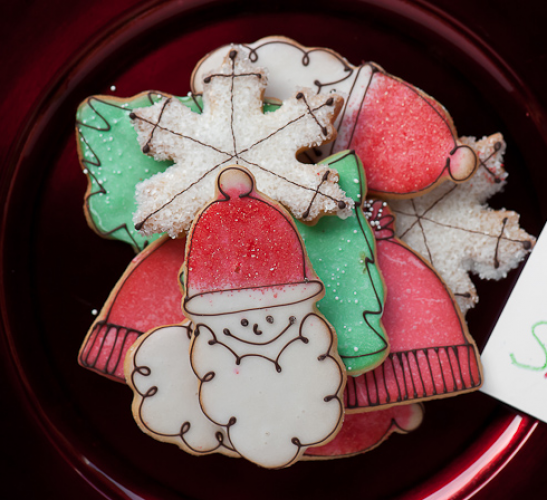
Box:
192, 36, 477, 197
185, 166, 346, 468
344, 200, 482, 411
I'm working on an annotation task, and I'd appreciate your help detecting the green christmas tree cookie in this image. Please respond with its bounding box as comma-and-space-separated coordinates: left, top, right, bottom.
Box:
76, 93, 280, 251
295, 151, 388, 375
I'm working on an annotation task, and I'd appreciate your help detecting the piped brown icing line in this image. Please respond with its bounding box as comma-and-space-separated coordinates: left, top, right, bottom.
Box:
393, 188, 532, 273
129, 323, 238, 456
133, 49, 345, 232
242, 39, 354, 94
191, 313, 346, 464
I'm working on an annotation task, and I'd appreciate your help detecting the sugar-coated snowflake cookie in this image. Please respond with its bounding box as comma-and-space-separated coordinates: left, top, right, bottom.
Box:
192, 36, 477, 197
132, 48, 352, 238
390, 134, 536, 314
344, 200, 482, 411
185, 166, 346, 468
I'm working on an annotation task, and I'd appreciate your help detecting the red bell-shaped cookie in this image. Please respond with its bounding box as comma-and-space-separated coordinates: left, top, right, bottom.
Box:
78, 236, 187, 381
345, 200, 482, 410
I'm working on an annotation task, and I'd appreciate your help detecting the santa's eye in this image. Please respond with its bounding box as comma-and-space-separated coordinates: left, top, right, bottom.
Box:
266, 316, 274, 324
241, 319, 249, 327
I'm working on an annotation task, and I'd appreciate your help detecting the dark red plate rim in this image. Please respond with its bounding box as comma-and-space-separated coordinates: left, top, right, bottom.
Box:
1, 1, 546, 499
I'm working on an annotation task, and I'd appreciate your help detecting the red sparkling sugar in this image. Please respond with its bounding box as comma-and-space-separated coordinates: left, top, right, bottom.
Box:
186, 168, 309, 294
349, 72, 460, 195
305, 403, 423, 458
78, 237, 187, 381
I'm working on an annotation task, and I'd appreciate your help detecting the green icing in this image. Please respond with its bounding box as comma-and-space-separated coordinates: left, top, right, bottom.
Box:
76, 93, 279, 252
295, 151, 388, 375
76, 95, 386, 373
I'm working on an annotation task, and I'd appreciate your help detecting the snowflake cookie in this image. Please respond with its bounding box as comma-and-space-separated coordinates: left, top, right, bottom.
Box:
192, 36, 478, 197
131, 48, 352, 238
390, 134, 536, 314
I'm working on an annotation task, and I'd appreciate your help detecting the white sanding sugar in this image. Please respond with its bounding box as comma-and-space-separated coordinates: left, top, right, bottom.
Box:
132, 49, 352, 238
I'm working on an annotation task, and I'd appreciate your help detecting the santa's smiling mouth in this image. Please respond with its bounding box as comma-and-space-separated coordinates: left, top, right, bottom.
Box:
221, 316, 297, 346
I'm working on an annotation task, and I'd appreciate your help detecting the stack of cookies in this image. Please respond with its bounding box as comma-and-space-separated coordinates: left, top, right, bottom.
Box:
75, 38, 535, 468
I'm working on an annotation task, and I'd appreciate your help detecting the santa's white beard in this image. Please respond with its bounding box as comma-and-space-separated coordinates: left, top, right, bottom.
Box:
128, 323, 237, 457
190, 306, 345, 468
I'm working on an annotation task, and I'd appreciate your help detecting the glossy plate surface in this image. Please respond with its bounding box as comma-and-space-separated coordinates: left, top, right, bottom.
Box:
1, 1, 547, 498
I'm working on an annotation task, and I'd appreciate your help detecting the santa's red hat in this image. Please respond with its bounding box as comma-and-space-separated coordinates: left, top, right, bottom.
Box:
183, 166, 322, 316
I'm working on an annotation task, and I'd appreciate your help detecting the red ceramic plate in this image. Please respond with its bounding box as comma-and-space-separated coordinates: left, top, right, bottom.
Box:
2, 1, 547, 499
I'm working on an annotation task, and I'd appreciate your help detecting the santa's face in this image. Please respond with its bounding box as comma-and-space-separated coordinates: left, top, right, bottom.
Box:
205, 306, 301, 346
185, 281, 324, 358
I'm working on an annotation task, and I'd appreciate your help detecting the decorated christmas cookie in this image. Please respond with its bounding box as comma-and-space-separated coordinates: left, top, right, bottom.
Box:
185, 166, 346, 468
295, 150, 388, 376
304, 403, 424, 459
78, 150, 375, 382
78, 235, 186, 381
192, 36, 477, 197
344, 200, 482, 411
131, 48, 352, 238
125, 321, 238, 457
76, 93, 283, 251
76, 93, 201, 251
390, 134, 535, 314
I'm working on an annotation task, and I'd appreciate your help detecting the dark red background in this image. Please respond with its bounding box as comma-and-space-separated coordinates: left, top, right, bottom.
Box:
1, 1, 547, 499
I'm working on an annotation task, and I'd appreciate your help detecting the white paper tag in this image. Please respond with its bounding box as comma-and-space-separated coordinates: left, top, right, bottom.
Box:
481, 224, 547, 422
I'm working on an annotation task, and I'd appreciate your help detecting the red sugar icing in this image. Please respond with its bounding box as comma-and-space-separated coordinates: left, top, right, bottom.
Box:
349, 72, 458, 195
305, 403, 423, 458
78, 236, 186, 381
186, 170, 310, 294
79, 240, 423, 456
345, 201, 481, 409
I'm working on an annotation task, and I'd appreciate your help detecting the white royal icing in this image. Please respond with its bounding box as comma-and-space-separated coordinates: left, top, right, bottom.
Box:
189, 292, 345, 468
191, 37, 375, 157
126, 323, 238, 457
